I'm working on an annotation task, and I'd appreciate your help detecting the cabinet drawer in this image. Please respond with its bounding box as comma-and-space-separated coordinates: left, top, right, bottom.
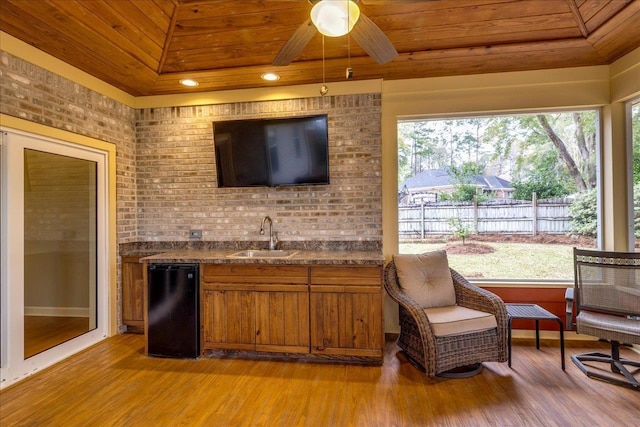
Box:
310, 265, 382, 286
203, 283, 308, 292
202, 264, 308, 284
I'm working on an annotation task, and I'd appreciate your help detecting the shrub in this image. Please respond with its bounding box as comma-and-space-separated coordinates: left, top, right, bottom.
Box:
569, 189, 597, 237
512, 178, 569, 200
634, 183, 640, 238
440, 185, 490, 203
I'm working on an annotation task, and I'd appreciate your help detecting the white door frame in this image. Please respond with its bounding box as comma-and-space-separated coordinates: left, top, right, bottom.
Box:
0, 127, 110, 389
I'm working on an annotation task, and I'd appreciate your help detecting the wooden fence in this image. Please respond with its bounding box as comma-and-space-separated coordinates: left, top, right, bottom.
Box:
398, 196, 574, 238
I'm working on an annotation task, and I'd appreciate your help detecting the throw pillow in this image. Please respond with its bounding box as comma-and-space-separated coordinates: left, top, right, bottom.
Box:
393, 250, 456, 308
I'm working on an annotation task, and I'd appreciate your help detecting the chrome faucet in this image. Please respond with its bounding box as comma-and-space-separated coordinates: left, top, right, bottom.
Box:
260, 215, 278, 250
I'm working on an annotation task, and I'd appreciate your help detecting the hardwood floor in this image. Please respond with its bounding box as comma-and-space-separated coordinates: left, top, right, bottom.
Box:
1, 334, 638, 426
24, 316, 90, 358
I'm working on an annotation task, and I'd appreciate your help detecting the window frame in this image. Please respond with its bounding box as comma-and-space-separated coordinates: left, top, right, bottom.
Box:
626, 98, 640, 251
397, 107, 603, 284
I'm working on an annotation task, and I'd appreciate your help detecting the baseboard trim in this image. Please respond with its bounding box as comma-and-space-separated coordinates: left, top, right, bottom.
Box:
24, 306, 90, 317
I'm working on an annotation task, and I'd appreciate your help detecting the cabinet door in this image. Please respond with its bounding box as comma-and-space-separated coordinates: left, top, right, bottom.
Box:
122, 256, 144, 331
201, 285, 256, 351
310, 266, 384, 359
255, 284, 310, 353
201, 264, 309, 353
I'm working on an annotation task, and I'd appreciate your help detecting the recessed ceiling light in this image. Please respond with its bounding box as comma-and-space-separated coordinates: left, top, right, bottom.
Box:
261, 73, 280, 82
180, 79, 199, 87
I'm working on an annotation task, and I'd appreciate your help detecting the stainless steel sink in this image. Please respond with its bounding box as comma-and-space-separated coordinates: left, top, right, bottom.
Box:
227, 249, 298, 258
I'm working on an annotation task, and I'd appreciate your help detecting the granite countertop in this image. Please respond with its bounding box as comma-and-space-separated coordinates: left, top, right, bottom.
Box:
121, 250, 165, 257
139, 249, 384, 265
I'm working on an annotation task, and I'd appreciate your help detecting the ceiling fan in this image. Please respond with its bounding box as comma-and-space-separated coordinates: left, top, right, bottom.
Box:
273, 0, 398, 66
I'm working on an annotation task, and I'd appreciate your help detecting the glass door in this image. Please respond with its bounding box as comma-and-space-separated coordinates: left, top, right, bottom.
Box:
23, 149, 97, 358
1, 129, 108, 388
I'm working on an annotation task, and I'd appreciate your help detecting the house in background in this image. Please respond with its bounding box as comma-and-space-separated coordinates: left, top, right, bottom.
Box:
399, 168, 514, 205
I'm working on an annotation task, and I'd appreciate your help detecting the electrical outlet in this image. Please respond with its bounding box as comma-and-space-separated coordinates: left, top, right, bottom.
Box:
189, 229, 202, 239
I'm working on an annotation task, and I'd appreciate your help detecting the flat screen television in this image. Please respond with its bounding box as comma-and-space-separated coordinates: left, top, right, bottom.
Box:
213, 115, 329, 188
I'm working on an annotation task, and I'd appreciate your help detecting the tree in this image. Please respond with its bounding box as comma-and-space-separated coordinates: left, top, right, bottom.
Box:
449, 217, 472, 244
442, 186, 485, 202
483, 116, 518, 177
628, 103, 640, 241
450, 162, 485, 179
453, 118, 486, 164
572, 112, 597, 188
468, 118, 486, 164
635, 182, 640, 239
398, 111, 597, 200
398, 121, 448, 182
536, 113, 596, 191
443, 163, 489, 202
632, 103, 640, 185
511, 148, 573, 200
512, 178, 569, 200
537, 114, 587, 191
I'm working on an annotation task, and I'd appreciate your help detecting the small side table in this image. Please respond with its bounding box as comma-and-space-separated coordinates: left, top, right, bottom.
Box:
506, 303, 565, 370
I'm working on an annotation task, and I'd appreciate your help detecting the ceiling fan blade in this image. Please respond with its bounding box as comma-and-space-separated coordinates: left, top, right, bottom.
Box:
273, 18, 316, 66
350, 13, 398, 64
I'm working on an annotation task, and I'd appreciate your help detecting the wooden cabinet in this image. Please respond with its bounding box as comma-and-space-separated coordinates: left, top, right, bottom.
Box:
310, 265, 384, 359
255, 285, 310, 353
202, 286, 256, 350
122, 256, 145, 332
201, 264, 310, 354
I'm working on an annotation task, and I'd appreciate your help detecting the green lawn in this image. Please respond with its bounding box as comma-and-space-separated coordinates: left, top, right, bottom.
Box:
399, 242, 576, 280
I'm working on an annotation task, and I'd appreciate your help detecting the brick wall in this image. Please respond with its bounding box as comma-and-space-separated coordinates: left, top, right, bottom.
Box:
1, 51, 137, 329
135, 94, 383, 243
0, 51, 138, 244
1, 51, 383, 333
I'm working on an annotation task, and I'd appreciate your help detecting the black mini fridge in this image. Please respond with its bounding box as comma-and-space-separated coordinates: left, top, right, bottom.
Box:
147, 263, 200, 358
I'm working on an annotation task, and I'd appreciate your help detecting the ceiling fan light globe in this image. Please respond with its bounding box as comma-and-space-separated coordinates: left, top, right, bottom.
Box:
310, 0, 360, 37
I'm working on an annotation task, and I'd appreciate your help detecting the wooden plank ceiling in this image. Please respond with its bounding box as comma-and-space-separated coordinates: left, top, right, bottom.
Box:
1, 0, 638, 96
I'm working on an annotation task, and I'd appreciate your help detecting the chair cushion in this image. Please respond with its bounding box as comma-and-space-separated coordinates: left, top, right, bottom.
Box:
423, 305, 498, 337
576, 310, 640, 345
393, 251, 456, 308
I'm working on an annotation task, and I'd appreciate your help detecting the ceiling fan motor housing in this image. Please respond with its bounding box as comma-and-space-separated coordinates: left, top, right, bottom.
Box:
310, 0, 361, 37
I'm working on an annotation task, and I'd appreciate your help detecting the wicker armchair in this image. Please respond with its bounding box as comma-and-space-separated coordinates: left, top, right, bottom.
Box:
384, 257, 508, 377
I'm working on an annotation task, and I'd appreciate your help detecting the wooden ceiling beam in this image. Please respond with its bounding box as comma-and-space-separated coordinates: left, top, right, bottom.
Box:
157, 1, 180, 74
567, 0, 589, 37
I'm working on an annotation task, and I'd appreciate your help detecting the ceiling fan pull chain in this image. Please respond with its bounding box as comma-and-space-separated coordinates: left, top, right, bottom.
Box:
320, 35, 328, 96
323, 35, 326, 84
346, 0, 353, 80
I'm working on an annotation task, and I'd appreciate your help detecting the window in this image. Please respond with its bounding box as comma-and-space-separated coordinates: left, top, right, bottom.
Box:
630, 99, 640, 250
397, 111, 599, 281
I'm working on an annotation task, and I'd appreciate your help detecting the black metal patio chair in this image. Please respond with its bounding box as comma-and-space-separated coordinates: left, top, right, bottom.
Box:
572, 248, 640, 390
